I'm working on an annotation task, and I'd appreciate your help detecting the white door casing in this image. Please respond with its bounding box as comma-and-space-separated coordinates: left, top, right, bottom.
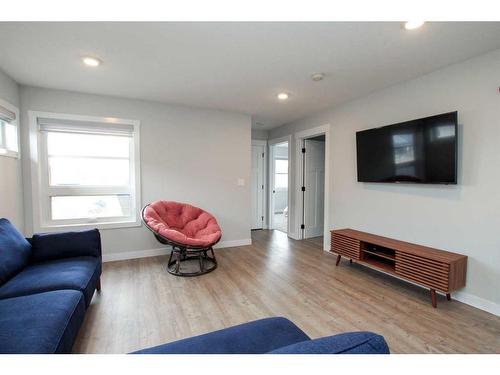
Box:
294, 124, 330, 249
251, 144, 265, 229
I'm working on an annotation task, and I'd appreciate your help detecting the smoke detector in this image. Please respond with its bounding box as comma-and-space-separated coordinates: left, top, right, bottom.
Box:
311, 73, 325, 82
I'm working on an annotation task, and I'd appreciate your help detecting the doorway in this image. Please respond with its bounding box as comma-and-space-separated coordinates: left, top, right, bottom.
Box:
251, 141, 266, 230
301, 135, 325, 239
294, 125, 330, 250
269, 140, 289, 234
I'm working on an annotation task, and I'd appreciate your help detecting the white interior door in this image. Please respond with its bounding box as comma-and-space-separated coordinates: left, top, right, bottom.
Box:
304, 139, 325, 238
251, 144, 265, 229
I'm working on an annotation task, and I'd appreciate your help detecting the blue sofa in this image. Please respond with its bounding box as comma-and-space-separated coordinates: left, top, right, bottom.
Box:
0, 218, 388, 354
0, 218, 102, 354
134, 317, 390, 354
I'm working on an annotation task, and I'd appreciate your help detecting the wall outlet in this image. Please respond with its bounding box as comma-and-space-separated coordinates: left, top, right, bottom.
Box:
237, 178, 245, 186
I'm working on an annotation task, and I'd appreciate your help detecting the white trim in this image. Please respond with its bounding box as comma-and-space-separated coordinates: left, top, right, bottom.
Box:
102, 238, 253, 263
28, 110, 142, 232
251, 140, 268, 229
268, 135, 292, 237
287, 232, 301, 240
331, 253, 500, 316
294, 124, 331, 250
268, 135, 291, 146
0, 149, 19, 159
215, 238, 252, 248
0, 98, 20, 159
35, 220, 142, 232
453, 291, 500, 317
103, 247, 169, 262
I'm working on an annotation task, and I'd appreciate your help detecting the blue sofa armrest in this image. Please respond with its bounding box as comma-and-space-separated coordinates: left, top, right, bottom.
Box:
133, 317, 311, 354
269, 331, 390, 354
29, 229, 102, 263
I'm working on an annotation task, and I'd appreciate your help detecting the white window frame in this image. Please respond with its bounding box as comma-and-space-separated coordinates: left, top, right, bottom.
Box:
29, 111, 141, 232
0, 98, 20, 159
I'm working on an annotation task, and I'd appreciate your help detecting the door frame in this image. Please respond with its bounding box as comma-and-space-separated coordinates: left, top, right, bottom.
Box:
268, 135, 292, 235
251, 140, 267, 229
294, 125, 330, 251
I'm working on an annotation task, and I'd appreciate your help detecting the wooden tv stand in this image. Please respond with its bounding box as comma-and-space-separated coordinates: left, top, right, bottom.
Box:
330, 229, 467, 308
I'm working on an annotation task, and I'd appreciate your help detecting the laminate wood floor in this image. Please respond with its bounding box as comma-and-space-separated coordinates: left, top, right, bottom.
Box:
73, 230, 500, 353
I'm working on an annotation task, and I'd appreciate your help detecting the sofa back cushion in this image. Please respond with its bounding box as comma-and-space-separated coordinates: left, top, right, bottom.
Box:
269, 331, 390, 354
0, 219, 32, 285
30, 229, 101, 262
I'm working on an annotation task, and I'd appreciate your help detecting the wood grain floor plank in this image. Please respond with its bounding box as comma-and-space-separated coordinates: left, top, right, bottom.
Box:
73, 230, 500, 353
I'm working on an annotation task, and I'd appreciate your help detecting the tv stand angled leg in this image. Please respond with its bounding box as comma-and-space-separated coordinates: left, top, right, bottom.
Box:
335, 254, 341, 266
430, 289, 437, 308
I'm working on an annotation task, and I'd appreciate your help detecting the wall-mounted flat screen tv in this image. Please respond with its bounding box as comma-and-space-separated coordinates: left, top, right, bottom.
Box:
356, 111, 458, 184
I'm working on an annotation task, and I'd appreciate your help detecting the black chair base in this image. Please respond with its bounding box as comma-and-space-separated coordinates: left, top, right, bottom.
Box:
167, 246, 217, 277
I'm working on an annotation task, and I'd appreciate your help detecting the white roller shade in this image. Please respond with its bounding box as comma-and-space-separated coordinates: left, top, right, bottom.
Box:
0, 104, 16, 122
38, 117, 134, 137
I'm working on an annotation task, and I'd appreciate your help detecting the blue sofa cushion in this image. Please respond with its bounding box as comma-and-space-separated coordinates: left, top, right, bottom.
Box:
133, 317, 311, 354
0, 256, 101, 306
0, 218, 32, 286
30, 229, 101, 262
0, 290, 86, 353
269, 331, 390, 354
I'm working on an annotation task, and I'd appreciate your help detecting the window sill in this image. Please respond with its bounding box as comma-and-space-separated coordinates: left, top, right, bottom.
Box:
0, 149, 19, 159
37, 220, 142, 232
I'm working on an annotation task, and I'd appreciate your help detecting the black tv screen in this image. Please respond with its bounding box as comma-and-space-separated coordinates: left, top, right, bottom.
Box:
356, 112, 458, 184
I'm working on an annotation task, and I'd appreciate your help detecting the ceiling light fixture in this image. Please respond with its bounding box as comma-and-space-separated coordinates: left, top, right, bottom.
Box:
82, 56, 101, 67
311, 73, 325, 82
404, 21, 425, 30
277, 92, 289, 101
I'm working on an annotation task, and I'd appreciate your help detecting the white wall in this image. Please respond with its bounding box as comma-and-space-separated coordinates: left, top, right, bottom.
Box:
251, 128, 268, 140
0, 69, 24, 231
20, 86, 252, 260
269, 49, 500, 315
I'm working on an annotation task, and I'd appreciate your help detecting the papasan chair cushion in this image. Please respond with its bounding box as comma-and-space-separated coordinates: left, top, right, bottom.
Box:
143, 201, 222, 248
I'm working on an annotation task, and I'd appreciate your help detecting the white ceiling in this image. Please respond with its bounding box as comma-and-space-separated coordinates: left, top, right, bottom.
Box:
1, 22, 500, 129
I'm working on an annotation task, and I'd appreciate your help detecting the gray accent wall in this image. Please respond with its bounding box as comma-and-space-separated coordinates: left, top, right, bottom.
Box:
269, 48, 500, 314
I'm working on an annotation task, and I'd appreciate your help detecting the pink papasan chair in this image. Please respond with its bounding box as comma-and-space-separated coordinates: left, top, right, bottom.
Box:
142, 201, 222, 276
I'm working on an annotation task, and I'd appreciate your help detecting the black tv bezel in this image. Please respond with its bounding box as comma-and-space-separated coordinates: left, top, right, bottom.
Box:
356, 111, 458, 185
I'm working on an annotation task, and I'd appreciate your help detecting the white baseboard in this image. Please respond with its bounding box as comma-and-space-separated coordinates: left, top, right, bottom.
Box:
102, 238, 252, 263
328, 254, 500, 316
453, 291, 500, 316
102, 247, 169, 262
214, 238, 252, 248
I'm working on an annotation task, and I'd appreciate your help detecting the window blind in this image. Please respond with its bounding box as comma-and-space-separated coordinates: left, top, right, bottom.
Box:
38, 117, 135, 137
0, 104, 16, 123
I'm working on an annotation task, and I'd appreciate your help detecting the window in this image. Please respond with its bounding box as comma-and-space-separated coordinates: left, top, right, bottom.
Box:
0, 100, 19, 158
31, 112, 141, 230
274, 159, 288, 189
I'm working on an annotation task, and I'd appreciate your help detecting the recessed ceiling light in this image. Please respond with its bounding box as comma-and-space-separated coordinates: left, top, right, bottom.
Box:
311, 73, 325, 82
82, 56, 101, 67
404, 21, 425, 30
277, 92, 289, 101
